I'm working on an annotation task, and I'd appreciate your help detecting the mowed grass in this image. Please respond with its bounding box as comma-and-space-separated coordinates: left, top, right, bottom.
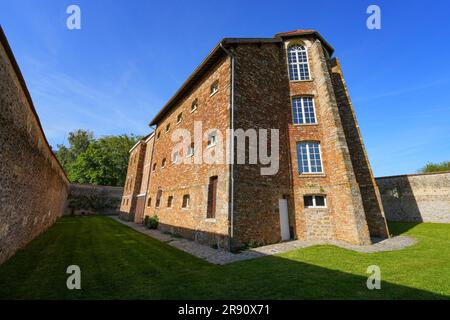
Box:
0, 216, 449, 299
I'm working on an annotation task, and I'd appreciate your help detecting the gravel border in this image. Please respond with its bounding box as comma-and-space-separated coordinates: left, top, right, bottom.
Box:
111, 217, 417, 265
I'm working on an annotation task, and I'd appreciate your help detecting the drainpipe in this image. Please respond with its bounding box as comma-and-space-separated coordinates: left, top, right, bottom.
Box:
220, 42, 235, 251
144, 125, 157, 221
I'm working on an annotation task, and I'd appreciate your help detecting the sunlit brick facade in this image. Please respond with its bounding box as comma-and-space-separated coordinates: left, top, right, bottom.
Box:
120, 30, 389, 250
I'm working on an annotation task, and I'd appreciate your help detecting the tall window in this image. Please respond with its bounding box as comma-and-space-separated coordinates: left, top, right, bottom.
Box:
292, 97, 316, 124
191, 99, 198, 112
172, 151, 179, 164
167, 196, 173, 208
155, 189, 162, 208
210, 80, 219, 96
207, 176, 218, 219
187, 142, 194, 157
288, 45, 310, 81
182, 194, 190, 208
297, 142, 323, 174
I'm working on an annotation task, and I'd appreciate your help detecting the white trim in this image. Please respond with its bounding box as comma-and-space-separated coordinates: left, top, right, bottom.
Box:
287, 45, 312, 82
298, 141, 324, 174
304, 195, 327, 208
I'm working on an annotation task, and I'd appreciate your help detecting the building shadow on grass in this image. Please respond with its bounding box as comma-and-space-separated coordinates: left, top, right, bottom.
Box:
0, 216, 448, 299
108, 218, 449, 299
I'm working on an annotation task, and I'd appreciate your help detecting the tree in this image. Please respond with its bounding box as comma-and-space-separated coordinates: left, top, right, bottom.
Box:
55, 129, 93, 168
55, 130, 140, 186
419, 161, 450, 173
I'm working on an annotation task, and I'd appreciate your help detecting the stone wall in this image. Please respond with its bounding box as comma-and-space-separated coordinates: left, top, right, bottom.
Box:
376, 172, 450, 223
0, 27, 69, 264
330, 58, 389, 238
64, 184, 124, 216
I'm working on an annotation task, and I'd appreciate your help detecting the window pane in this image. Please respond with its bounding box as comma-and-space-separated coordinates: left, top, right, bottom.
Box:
288, 45, 310, 81
315, 196, 325, 207
304, 196, 313, 208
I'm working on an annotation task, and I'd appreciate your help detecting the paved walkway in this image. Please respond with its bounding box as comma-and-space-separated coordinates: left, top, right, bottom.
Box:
111, 217, 416, 265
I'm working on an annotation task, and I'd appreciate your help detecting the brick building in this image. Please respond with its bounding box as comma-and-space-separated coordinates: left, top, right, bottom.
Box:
120, 30, 389, 250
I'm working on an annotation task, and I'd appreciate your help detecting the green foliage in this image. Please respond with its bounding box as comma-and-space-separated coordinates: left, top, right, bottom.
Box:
55, 130, 141, 186
419, 161, 450, 173
146, 215, 159, 229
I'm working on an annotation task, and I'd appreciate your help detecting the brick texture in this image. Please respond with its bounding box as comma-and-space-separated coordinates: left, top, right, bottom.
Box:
0, 29, 69, 264
120, 31, 390, 250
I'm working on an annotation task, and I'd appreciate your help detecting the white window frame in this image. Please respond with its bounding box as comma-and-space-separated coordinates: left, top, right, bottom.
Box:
177, 113, 183, 124
292, 96, 317, 125
304, 195, 327, 208
287, 45, 311, 81
210, 81, 219, 96
182, 194, 190, 209
297, 142, 324, 174
191, 100, 198, 113
172, 151, 179, 164
207, 131, 217, 148
187, 143, 194, 157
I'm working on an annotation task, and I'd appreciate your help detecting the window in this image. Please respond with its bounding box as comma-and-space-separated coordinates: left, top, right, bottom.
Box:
288, 45, 311, 81
177, 113, 183, 124
147, 197, 152, 207
161, 158, 167, 168
210, 81, 219, 96
182, 194, 190, 208
304, 195, 326, 208
156, 131, 161, 140
292, 97, 316, 124
207, 131, 217, 147
167, 196, 173, 208
207, 176, 218, 219
152, 162, 157, 172
191, 99, 198, 112
126, 198, 129, 205
187, 142, 194, 157
296, 142, 323, 174
155, 189, 162, 208
165, 123, 170, 132
172, 151, 179, 164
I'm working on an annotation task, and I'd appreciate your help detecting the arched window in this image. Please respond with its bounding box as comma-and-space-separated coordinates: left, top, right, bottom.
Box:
287, 45, 310, 81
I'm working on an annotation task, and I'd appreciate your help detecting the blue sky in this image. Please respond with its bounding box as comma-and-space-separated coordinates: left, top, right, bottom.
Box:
1, 0, 449, 177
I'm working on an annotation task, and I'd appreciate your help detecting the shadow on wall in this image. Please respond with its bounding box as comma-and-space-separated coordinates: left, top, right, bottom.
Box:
331, 62, 388, 238
376, 172, 450, 225
64, 184, 124, 216
376, 176, 422, 226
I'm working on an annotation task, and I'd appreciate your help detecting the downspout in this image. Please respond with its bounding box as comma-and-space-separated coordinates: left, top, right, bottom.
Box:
144, 125, 157, 220
220, 42, 235, 251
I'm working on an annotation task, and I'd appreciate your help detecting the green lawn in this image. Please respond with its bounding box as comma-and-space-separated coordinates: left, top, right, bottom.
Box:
0, 216, 449, 299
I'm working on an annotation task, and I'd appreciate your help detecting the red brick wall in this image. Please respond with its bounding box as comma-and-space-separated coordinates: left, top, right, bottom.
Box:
120, 141, 146, 221
144, 55, 232, 249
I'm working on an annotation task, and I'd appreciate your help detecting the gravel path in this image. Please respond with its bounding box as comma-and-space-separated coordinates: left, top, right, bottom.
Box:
112, 216, 416, 265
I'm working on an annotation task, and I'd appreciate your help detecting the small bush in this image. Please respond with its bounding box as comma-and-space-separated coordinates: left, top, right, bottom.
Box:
147, 215, 159, 229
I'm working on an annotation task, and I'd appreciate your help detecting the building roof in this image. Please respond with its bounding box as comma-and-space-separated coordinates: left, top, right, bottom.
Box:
149, 30, 333, 126
129, 131, 154, 153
